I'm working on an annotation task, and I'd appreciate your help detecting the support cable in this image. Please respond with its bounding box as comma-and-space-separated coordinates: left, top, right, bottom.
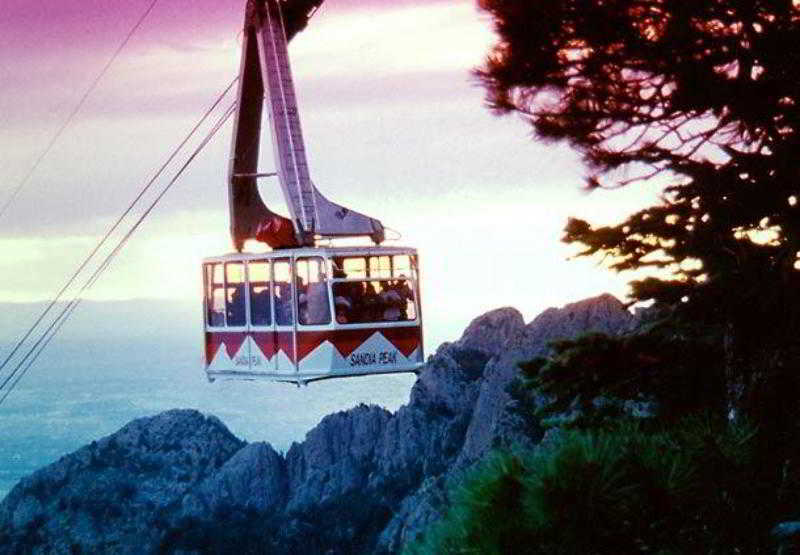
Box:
0, 101, 236, 406
0, 83, 237, 399
0, 77, 236, 386
0, 0, 161, 222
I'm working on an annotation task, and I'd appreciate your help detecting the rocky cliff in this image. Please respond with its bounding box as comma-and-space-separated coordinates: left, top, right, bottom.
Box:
0, 294, 634, 554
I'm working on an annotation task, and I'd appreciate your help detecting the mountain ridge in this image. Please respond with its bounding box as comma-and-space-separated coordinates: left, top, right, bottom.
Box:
0, 293, 634, 553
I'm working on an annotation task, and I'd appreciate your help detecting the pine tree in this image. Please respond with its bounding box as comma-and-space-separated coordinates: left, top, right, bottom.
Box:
477, 0, 800, 432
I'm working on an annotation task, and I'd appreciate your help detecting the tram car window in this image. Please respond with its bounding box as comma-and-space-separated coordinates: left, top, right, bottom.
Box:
392, 255, 411, 277
296, 256, 331, 325
369, 255, 392, 278
332, 278, 416, 324
334, 256, 366, 279
273, 259, 294, 325
205, 263, 226, 327
225, 262, 246, 326
248, 260, 271, 326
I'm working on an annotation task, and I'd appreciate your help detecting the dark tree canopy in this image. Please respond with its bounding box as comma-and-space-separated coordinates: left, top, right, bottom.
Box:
478, 0, 800, 293
477, 0, 800, 422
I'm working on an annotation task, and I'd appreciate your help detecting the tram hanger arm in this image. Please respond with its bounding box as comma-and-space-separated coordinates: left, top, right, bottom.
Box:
228, 0, 319, 251
229, 0, 384, 251
282, 0, 326, 40
232, 172, 278, 179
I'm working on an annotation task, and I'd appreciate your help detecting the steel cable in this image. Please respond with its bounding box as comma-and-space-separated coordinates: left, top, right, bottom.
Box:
0, 86, 237, 401
0, 101, 236, 406
0, 0, 161, 222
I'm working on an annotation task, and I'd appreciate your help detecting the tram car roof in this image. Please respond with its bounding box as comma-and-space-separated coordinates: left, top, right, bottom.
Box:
202, 245, 418, 263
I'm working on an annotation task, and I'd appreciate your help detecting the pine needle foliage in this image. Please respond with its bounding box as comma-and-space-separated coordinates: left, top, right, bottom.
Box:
407, 418, 775, 554
513, 314, 726, 427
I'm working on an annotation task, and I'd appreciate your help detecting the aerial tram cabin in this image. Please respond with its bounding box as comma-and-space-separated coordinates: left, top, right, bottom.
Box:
202, 0, 424, 384
203, 247, 423, 383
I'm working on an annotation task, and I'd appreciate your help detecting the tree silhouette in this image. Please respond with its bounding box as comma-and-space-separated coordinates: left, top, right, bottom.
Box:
477, 1, 800, 429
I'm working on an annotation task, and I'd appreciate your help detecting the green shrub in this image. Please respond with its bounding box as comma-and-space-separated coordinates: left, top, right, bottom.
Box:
514, 316, 726, 429
407, 418, 774, 554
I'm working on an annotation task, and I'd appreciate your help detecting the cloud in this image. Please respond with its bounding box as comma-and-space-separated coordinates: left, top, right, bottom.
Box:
0, 79, 586, 238
0, 0, 460, 61
1, 2, 491, 125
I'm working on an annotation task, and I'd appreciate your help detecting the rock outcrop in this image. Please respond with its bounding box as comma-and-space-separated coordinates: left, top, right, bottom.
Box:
0, 294, 634, 554
0, 411, 245, 553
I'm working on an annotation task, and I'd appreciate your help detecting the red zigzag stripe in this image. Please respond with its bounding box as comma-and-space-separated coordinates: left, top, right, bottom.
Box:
206, 327, 421, 364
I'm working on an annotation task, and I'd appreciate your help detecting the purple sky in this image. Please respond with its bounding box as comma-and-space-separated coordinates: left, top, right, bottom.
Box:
0, 0, 654, 348
0, 0, 437, 55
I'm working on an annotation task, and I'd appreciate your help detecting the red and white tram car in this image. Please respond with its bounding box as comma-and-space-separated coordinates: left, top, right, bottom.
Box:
203, 247, 423, 384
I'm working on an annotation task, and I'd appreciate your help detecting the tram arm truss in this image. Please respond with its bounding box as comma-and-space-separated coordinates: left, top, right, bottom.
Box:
228, 0, 385, 251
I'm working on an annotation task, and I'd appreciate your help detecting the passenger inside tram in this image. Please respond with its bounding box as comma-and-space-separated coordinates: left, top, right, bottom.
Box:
298, 282, 331, 324
250, 286, 271, 325
227, 284, 246, 326
296, 257, 332, 325
380, 279, 413, 321
332, 268, 355, 323
207, 285, 225, 327
273, 260, 294, 325
248, 261, 271, 326
332, 279, 415, 324
273, 282, 294, 325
